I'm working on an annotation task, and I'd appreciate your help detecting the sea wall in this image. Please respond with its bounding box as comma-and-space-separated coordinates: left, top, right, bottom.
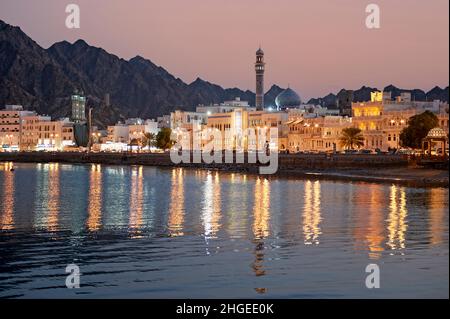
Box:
0, 151, 409, 170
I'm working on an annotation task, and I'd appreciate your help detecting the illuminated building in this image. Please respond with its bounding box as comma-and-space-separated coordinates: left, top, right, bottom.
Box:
20, 115, 75, 151
287, 115, 352, 153
71, 90, 86, 123
0, 105, 35, 151
352, 91, 449, 151
104, 119, 160, 151
206, 108, 288, 151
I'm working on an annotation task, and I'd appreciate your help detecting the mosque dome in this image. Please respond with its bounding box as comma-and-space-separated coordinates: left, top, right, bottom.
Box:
275, 88, 301, 109
256, 48, 264, 55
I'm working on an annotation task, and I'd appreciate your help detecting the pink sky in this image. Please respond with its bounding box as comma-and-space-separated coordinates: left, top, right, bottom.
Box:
1, 0, 448, 100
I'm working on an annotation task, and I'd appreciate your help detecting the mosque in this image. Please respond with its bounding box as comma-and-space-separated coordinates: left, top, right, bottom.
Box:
255, 47, 302, 110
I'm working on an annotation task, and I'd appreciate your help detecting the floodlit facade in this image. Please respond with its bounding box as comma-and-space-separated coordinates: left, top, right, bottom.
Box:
104, 119, 161, 151
0, 105, 37, 151
287, 115, 352, 153
352, 91, 449, 151
20, 116, 75, 151
170, 110, 207, 131
206, 108, 288, 151
0, 105, 75, 152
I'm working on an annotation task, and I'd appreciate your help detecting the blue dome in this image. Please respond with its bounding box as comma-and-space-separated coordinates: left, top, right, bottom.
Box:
275, 88, 301, 109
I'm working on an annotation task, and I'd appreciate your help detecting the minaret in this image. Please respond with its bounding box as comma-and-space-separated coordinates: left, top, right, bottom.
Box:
255, 47, 265, 110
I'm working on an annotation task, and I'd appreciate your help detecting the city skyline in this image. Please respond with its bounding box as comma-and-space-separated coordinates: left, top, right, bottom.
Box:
0, 0, 448, 304
0, 0, 448, 100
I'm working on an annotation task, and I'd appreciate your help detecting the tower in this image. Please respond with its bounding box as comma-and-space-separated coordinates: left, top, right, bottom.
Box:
255, 47, 265, 110
71, 89, 86, 123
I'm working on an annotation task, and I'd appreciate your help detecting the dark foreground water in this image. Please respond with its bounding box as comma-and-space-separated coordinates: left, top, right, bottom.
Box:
0, 162, 448, 298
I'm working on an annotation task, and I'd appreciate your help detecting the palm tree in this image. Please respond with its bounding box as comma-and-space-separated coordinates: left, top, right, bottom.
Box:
141, 132, 156, 151
339, 127, 365, 150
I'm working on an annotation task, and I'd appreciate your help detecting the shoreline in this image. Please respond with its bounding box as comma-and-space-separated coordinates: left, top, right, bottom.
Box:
1, 152, 448, 188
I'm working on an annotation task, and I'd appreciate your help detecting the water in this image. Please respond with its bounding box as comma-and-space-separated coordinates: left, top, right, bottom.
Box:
0, 162, 448, 298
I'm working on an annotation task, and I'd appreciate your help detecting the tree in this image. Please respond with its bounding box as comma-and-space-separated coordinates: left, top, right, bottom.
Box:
129, 138, 140, 152
339, 127, 365, 150
400, 111, 439, 149
141, 132, 156, 150
156, 128, 174, 150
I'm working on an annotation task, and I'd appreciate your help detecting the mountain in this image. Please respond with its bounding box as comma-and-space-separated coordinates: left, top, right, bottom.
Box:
0, 20, 447, 127
0, 20, 283, 127
308, 85, 449, 107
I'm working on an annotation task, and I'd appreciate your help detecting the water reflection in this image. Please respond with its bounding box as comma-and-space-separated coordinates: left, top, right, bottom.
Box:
202, 171, 222, 241
0, 163, 448, 298
366, 184, 385, 260
226, 173, 248, 238
253, 177, 270, 239
0, 162, 14, 230
87, 164, 102, 231
387, 185, 408, 252
429, 188, 447, 245
34, 163, 60, 231
47, 163, 60, 231
129, 166, 144, 237
303, 180, 321, 245
168, 168, 184, 236
252, 177, 271, 278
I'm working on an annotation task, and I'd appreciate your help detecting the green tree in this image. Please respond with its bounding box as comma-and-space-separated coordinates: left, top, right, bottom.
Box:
141, 132, 156, 150
339, 127, 365, 150
129, 138, 140, 152
400, 110, 439, 149
156, 128, 174, 150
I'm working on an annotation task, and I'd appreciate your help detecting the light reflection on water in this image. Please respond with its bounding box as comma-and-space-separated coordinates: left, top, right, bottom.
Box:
0, 162, 448, 298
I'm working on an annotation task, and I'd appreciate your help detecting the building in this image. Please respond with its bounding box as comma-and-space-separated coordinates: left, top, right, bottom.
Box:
287, 114, 352, 153
0, 105, 75, 152
255, 48, 265, 110
106, 123, 129, 143
275, 87, 301, 110
206, 108, 288, 151
128, 119, 160, 141
104, 118, 161, 150
0, 105, 35, 151
20, 116, 75, 151
196, 97, 253, 114
170, 110, 207, 131
157, 115, 171, 129
352, 91, 449, 151
336, 89, 353, 116
71, 90, 86, 123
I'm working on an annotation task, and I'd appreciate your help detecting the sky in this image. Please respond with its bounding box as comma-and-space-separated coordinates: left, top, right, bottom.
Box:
0, 0, 448, 100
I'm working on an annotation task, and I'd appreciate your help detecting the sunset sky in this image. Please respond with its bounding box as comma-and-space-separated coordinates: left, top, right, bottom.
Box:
1, 0, 448, 100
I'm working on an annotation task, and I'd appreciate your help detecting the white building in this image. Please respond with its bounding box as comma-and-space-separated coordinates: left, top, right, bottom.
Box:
104, 118, 161, 151
196, 97, 255, 115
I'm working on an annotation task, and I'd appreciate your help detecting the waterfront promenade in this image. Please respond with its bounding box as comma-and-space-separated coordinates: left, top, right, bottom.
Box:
1, 152, 447, 187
